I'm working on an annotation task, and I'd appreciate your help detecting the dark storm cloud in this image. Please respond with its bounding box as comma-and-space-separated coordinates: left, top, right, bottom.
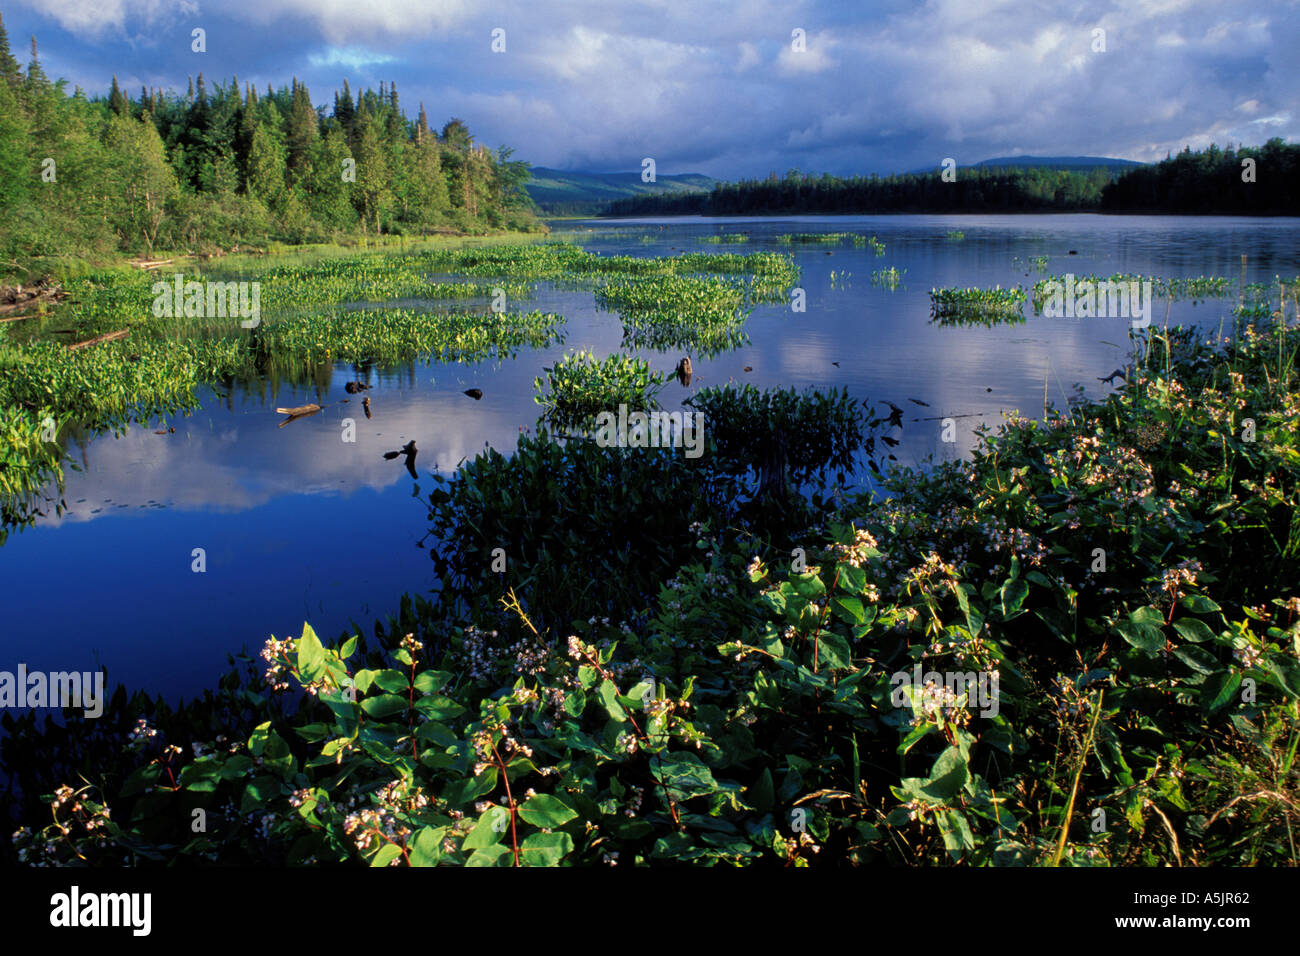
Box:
6, 0, 1296, 176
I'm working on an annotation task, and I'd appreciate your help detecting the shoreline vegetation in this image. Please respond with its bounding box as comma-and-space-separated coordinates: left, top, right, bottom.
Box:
3, 244, 1299, 865
602, 141, 1300, 218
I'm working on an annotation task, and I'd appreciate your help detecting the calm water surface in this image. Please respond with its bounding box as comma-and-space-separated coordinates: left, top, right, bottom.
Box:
4, 214, 1299, 701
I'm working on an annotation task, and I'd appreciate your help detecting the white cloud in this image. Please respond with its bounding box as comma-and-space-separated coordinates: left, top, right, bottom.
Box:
308, 46, 398, 71
14, 0, 198, 37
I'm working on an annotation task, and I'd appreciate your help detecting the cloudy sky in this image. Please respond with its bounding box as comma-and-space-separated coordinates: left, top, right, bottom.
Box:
5, 0, 1297, 178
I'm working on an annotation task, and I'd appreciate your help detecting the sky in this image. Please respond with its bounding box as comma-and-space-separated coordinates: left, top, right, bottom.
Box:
3, 0, 1297, 179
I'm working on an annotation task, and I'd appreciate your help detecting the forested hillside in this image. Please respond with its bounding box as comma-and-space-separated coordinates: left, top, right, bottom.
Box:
604, 165, 1116, 216
1100, 139, 1299, 213
605, 142, 1300, 217
0, 12, 540, 275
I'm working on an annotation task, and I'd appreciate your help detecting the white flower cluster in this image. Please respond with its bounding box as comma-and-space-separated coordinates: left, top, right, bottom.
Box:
260, 635, 297, 692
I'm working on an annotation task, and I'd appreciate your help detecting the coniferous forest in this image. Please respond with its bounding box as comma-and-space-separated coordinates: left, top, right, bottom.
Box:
604, 141, 1300, 218
0, 14, 541, 276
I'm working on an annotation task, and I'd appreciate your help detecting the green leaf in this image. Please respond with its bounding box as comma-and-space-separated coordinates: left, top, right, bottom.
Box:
297, 624, 326, 683
518, 794, 578, 828
372, 669, 411, 694
520, 831, 574, 867
999, 578, 1029, 618
1117, 621, 1164, 654
179, 759, 221, 792
408, 827, 445, 867
466, 844, 512, 867
816, 631, 853, 670
831, 596, 865, 625
656, 751, 720, 799
790, 572, 826, 599
1201, 670, 1242, 713
240, 775, 280, 813
837, 562, 867, 596
1172, 645, 1219, 675
413, 670, 451, 695
1180, 595, 1222, 614
1173, 618, 1215, 643
1128, 606, 1164, 627
921, 746, 970, 801
370, 843, 403, 867
463, 808, 510, 849
935, 808, 975, 857
598, 680, 627, 722
339, 636, 358, 659
360, 694, 407, 719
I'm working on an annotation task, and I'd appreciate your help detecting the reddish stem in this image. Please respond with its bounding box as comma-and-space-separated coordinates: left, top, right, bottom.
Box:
491, 741, 521, 867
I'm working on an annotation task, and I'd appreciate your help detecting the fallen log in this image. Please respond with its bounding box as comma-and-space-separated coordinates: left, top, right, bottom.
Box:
275, 403, 322, 417
67, 329, 129, 351
276, 403, 324, 428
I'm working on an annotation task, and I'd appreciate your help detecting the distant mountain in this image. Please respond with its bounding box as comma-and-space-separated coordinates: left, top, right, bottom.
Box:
525, 167, 718, 216
908, 155, 1146, 174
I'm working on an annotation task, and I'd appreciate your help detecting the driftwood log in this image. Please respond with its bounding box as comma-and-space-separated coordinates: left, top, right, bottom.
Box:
276, 403, 323, 427
67, 329, 129, 351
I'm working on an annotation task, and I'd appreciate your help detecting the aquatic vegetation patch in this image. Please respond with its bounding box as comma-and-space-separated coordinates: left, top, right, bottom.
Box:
595, 274, 753, 355
256, 307, 565, 366
1031, 274, 1236, 312
930, 285, 1027, 325
686, 384, 878, 492
871, 267, 905, 290
533, 350, 668, 432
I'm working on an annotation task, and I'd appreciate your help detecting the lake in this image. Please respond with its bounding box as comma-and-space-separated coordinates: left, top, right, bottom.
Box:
4, 213, 1299, 703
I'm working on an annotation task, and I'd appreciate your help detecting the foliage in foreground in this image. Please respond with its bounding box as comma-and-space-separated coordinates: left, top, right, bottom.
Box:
6, 310, 1300, 866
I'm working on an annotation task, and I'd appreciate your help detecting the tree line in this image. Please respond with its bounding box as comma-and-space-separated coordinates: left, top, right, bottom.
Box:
604, 142, 1300, 217
1098, 140, 1299, 213
0, 12, 540, 273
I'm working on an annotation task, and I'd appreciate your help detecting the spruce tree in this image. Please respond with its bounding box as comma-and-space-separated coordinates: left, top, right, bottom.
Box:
0, 13, 21, 89
109, 75, 129, 116
286, 78, 318, 187
26, 35, 47, 90
336, 79, 355, 144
